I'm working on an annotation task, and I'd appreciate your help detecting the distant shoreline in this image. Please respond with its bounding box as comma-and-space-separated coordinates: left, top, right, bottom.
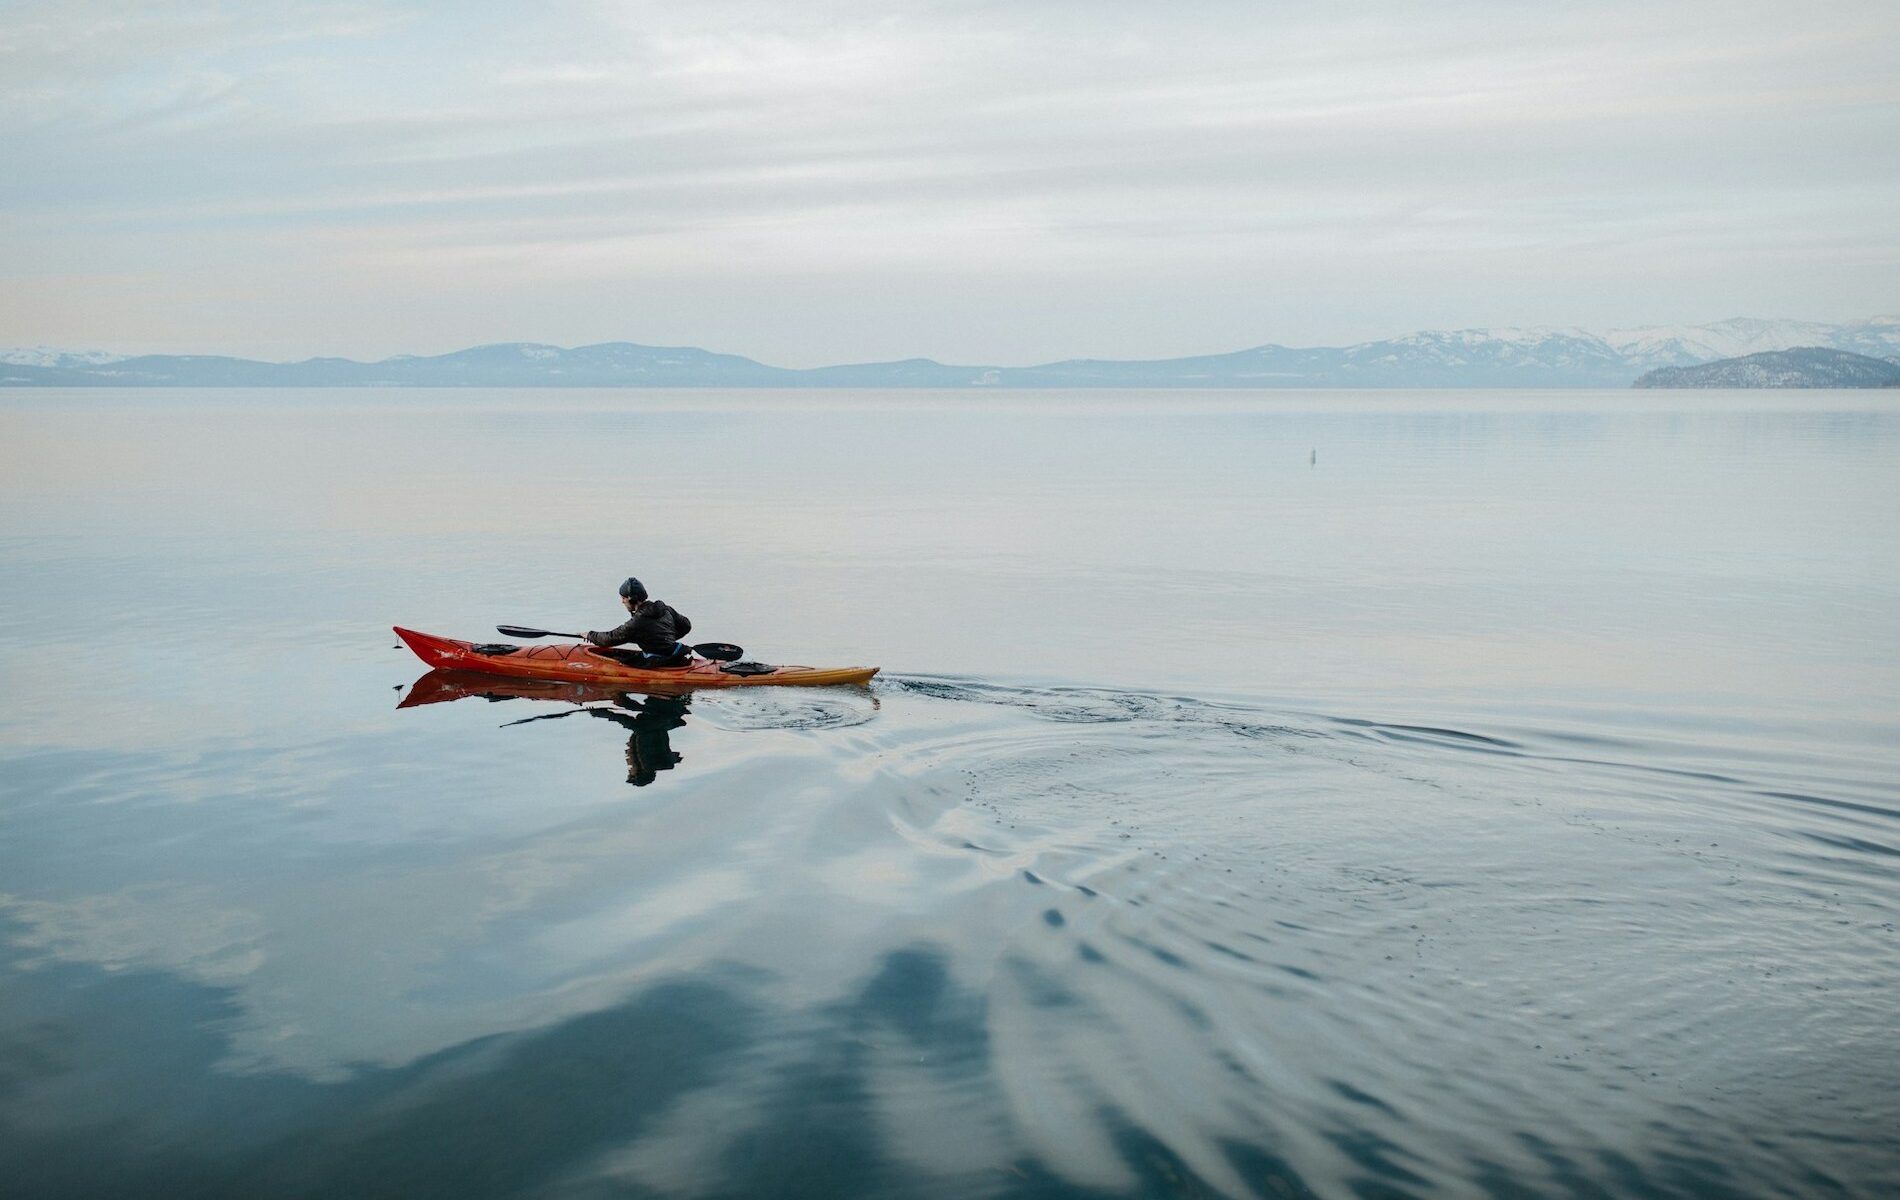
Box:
1633, 347, 1900, 389
8, 318, 1899, 390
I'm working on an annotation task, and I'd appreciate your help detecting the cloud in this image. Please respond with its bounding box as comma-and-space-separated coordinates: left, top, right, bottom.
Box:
1, 0, 1896, 359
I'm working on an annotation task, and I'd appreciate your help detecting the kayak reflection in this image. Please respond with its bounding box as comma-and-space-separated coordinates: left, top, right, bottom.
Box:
398, 669, 692, 788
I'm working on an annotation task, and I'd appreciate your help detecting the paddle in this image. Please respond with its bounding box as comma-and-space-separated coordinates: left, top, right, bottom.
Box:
496, 625, 745, 662
496, 624, 586, 640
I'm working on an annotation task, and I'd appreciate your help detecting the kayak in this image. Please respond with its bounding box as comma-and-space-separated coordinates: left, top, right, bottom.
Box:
394, 627, 879, 689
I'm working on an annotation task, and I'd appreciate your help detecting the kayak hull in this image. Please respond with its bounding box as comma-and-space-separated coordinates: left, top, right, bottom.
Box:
394, 627, 878, 689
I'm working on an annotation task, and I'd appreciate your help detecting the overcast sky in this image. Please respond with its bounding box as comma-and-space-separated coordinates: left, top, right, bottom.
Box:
2, 0, 1896, 364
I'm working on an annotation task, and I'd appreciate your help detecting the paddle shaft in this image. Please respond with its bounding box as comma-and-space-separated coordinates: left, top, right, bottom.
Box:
497, 625, 746, 662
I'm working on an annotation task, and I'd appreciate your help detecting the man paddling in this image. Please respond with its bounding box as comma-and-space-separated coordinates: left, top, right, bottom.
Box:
586, 577, 694, 667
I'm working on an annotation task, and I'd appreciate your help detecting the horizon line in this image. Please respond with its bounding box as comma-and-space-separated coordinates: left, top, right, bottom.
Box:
9, 313, 1900, 370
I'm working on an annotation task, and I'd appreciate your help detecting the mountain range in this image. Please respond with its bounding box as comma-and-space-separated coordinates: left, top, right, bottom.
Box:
1634, 347, 1900, 389
6, 317, 1899, 389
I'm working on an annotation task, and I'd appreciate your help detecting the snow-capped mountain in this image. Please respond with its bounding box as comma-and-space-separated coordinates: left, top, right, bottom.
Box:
1603, 317, 1900, 370
1318, 318, 1900, 376
1635, 348, 1900, 389
997, 319, 1900, 388
1343, 328, 1631, 380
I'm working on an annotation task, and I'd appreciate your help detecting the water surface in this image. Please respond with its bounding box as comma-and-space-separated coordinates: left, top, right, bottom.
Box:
1, 389, 1896, 1198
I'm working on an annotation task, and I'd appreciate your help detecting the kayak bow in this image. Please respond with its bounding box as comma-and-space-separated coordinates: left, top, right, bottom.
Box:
393, 627, 878, 689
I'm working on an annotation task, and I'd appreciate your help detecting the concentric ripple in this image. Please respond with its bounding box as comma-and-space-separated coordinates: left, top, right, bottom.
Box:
843, 675, 1900, 1198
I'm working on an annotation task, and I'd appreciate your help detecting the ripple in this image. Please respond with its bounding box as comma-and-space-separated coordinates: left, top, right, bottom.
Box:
692, 688, 881, 731
4, 671, 1897, 1197
860, 675, 1900, 1197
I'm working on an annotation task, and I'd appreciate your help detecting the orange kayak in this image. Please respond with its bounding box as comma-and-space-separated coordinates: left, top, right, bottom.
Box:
394, 627, 879, 689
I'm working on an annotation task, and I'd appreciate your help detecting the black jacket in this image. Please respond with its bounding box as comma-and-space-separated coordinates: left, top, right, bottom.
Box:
587, 600, 692, 654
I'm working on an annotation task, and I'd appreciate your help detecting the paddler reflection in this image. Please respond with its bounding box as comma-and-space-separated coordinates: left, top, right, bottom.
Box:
398, 669, 693, 788
580, 693, 688, 786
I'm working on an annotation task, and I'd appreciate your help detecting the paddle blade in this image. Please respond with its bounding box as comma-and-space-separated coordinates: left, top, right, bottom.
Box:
496, 624, 587, 640
693, 642, 745, 662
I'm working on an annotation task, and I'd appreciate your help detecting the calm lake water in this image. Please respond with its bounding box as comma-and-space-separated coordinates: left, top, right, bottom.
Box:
1, 389, 1896, 1199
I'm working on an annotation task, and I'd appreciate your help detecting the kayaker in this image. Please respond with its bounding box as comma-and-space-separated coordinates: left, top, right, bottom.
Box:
585, 577, 694, 667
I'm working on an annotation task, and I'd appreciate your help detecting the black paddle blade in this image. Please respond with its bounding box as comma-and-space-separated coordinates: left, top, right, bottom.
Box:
693, 642, 744, 662
497, 624, 588, 640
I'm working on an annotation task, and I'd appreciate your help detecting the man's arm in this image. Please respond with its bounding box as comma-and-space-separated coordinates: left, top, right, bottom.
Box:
586, 618, 639, 647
